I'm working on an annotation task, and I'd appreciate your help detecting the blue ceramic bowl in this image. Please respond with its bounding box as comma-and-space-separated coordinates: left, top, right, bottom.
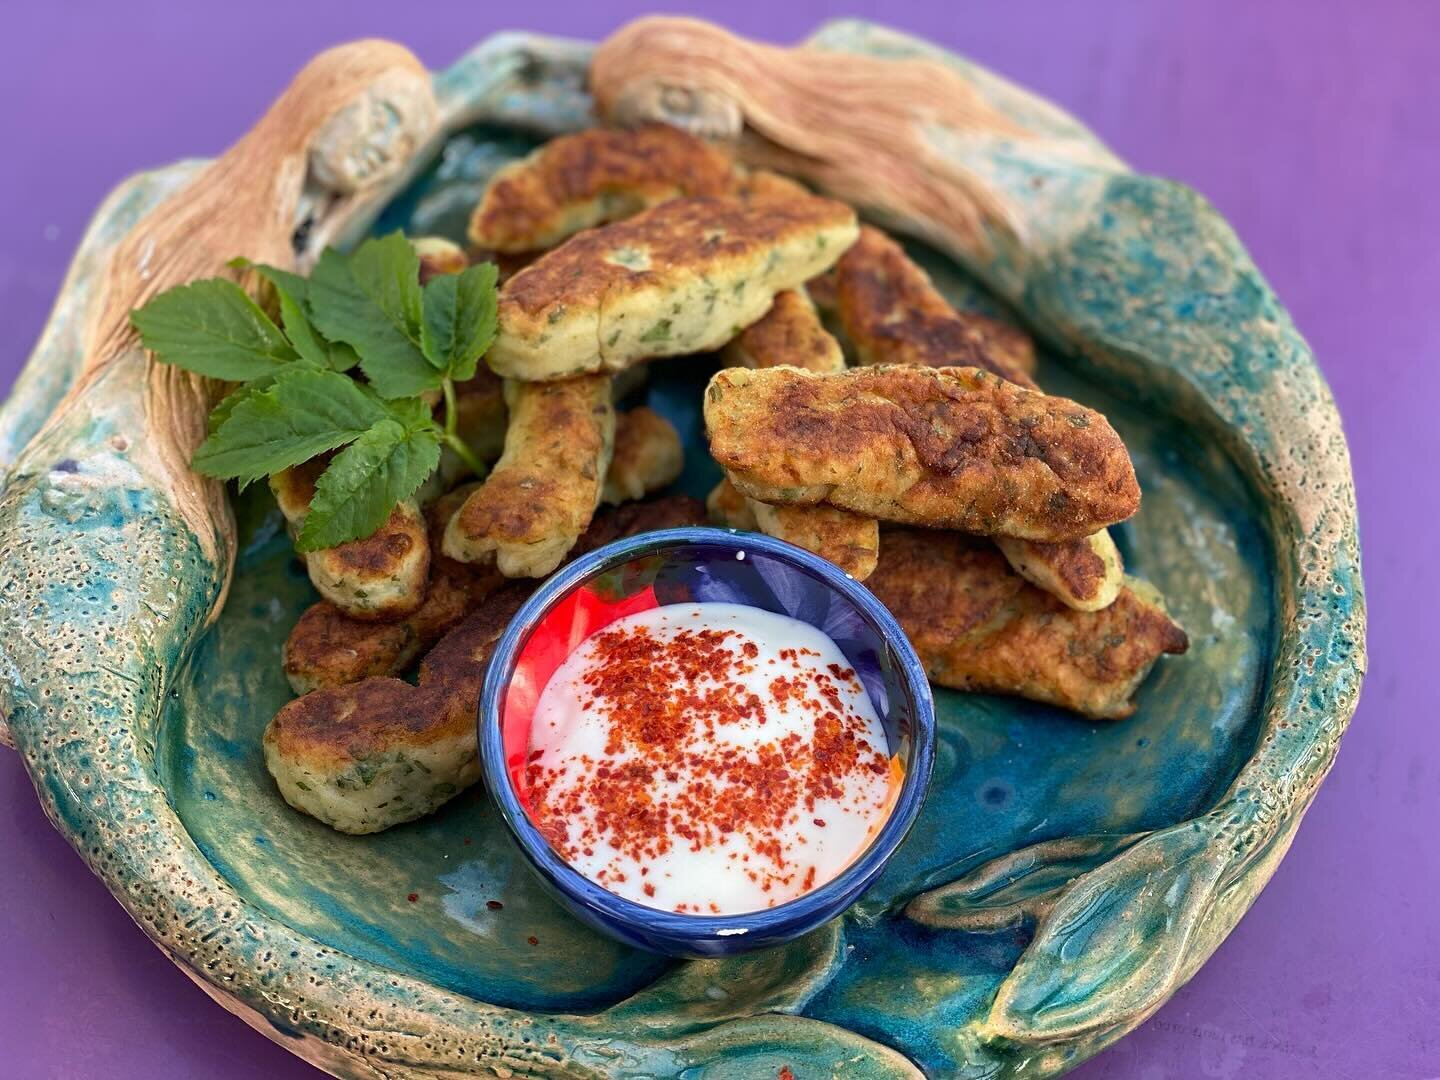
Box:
478, 527, 936, 957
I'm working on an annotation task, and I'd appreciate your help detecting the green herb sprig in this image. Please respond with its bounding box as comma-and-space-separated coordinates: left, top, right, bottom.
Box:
130, 233, 497, 551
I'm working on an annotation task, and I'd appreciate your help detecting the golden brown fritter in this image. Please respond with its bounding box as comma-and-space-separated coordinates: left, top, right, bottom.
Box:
722, 288, 846, 373
867, 529, 1187, 719
283, 605, 425, 697
750, 501, 879, 580
269, 454, 326, 521
836, 226, 1037, 386
706, 364, 1140, 541
712, 285, 876, 573
707, 476, 758, 530
270, 459, 430, 622
488, 194, 859, 380
732, 168, 811, 204
282, 486, 502, 695
410, 235, 469, 283
705, 480, 875, 587
468, 124, 738, 253
995, 531, 1124, 613
299, 506, 429, 622
284, 454, 699, 697
265, 497, 707, 832
834, 226, 1122, 609
264, 586, 531, 833
443, 375, 615, 577
804, 268, 839, 314
951, 310, 1037, 378
798, 267, 859, 366
706, 477, 877, 580
603, 406, 684, 505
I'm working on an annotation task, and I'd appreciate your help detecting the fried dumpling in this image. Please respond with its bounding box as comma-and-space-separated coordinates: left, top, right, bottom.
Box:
488, 194, 858, 380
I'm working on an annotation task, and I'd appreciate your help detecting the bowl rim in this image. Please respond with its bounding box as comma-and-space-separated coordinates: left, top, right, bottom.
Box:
477, 525, 937, 943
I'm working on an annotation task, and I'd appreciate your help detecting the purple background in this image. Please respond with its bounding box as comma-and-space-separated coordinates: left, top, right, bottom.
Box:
1, 2, 1434, 1077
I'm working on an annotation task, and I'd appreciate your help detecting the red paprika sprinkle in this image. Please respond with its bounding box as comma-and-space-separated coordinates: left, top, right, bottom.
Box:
526, 606, 895, 913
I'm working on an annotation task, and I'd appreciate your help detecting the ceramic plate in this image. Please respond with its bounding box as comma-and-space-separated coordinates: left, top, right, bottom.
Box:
0, 22, 1363, 1079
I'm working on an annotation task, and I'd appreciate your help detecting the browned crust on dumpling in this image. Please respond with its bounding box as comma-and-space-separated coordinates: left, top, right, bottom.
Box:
411, 236, 469, 283
267, 586, 532, 768
723, 289, 845, 373
324, 505, 427, 578
750, 500, 879, 580
270, 497, 706, 758
281, 495, 705, 695
443, 375, 615, 576
469, 124, 737, 253
867, 529, 1187, 719
502, 195, 853, 319
281, 487, 504, 694
1030, 538, 1107, 600
707, 477, 758, 531
489, 194, 858, 380
805, 269, 839, 314
603, 407, 684, 505
995, 532, 1124, 612
705, 364, 1140, 541
836, 225, 1037, 386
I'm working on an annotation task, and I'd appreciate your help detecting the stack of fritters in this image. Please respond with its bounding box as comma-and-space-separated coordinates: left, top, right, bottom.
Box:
267, 496, 705, 833
263, 123, 1189, 835
828, 226, 1127, 611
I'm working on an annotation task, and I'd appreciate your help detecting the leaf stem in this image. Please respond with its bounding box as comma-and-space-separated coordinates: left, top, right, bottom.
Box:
439, 376, 486, 478
442, 432, 486, 480
442, 377, 459, 440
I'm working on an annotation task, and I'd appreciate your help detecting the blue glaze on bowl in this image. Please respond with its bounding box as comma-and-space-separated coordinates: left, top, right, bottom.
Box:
478, 528, 936, 957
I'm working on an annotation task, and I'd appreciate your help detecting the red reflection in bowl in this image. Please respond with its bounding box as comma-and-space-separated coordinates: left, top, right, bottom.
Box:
501, 583, 660, 804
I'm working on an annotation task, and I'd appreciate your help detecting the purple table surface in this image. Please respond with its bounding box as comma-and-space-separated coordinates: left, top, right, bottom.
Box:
1, 2, 1435, 1077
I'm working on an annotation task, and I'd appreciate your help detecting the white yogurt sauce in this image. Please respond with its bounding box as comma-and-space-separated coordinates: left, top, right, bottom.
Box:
523, 602, 897, 915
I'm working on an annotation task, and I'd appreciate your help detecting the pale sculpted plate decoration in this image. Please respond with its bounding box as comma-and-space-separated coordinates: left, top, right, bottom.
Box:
0, 20, 1363, 1079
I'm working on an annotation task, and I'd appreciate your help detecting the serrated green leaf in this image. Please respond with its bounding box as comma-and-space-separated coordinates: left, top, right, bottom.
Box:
230, 257, 310, 306
281, 284, 361, 373
277, 288, 330, 369
192, 367, 389, 487
307, 243, 438, 398
322, 340, 361, 373
420, 262, 499, 381
351, 233, 425, 342
232, 258, 358, 372
207, 378, 273, 435
130, 279, 296, 381
296, 419, 440, 551
386, 395, 438, 432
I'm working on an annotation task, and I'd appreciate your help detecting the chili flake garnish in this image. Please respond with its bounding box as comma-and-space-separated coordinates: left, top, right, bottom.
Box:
524, 604, 894, 914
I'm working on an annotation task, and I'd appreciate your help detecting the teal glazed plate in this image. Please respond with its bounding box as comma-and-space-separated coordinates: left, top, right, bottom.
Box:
0, 22, 1365, 1080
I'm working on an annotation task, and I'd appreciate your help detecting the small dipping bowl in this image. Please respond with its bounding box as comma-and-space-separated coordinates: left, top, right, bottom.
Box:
478, 527, 936, 957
